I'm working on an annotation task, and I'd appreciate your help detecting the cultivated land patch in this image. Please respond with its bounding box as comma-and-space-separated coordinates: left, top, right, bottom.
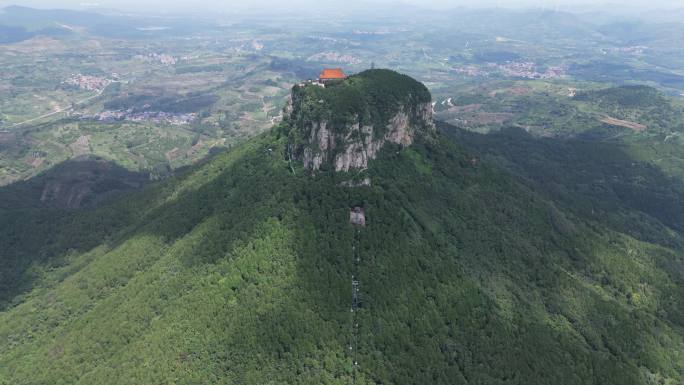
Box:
600, 116, 647, 132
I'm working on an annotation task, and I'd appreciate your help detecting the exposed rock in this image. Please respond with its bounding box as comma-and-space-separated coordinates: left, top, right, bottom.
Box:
339, 177, 372, 188
349, 207, 366, 226
283, 69, 434, 173
310, 103, 433, 172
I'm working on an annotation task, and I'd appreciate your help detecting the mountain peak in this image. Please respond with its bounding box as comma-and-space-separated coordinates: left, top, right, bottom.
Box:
281, 69, 434, 173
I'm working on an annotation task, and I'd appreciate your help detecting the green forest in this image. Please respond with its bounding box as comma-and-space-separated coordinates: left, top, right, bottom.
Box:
289, 69, 432, 132
1, 121, 683, 383
1, 59, 683, 384
3, 3, 684, 383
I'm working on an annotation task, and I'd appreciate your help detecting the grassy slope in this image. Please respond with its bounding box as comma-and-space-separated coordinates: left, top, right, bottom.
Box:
0, 128, 683, 384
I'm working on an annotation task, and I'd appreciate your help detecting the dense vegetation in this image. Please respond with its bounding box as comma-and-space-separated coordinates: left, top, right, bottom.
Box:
0, 156, 148, 210
2, 6, 684, 383
289, 69, 432, 132
0, 121, 683, 383
434, 82, 684, 141
574, 85, 683, 130
0, 25, 33, 44
575, 85, 666, 109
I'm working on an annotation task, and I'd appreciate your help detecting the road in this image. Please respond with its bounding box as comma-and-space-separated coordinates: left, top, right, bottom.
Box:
8, 87, 108, 129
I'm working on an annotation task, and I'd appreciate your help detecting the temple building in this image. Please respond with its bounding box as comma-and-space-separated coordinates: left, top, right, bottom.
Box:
319, 68, 347, 83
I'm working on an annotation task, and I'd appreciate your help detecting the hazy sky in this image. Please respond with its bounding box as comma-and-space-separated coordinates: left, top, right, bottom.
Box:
1, 0, 682, 13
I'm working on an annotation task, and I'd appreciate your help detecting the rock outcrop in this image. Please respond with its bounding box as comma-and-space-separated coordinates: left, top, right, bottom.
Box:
282, 69, 434, 173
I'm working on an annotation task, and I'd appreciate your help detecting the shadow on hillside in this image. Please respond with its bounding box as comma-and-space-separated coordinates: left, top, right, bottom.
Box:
1, 129, 682, 383
0, 156, 152, 308
0, 147, 239, 309
442, 122, 684, 250
0, 155, 149, 210
181, 133, 684, 383
333, 134, 684, 384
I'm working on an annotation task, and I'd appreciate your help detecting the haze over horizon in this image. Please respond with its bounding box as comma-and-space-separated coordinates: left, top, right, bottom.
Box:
1, 0, 682, 15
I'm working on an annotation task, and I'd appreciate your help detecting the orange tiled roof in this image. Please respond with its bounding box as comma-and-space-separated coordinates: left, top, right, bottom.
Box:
319, 68, 346, 80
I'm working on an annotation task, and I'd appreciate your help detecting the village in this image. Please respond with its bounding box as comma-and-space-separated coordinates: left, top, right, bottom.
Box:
74, 109, 197, 125
307, 52, 362, 65
133, 52, 178, 66
62, 73, 114, 91
453, 61, 566, 79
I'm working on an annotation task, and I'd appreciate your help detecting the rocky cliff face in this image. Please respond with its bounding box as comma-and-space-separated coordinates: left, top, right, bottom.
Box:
283, 69, 434, 173
300, 104, 434, 172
